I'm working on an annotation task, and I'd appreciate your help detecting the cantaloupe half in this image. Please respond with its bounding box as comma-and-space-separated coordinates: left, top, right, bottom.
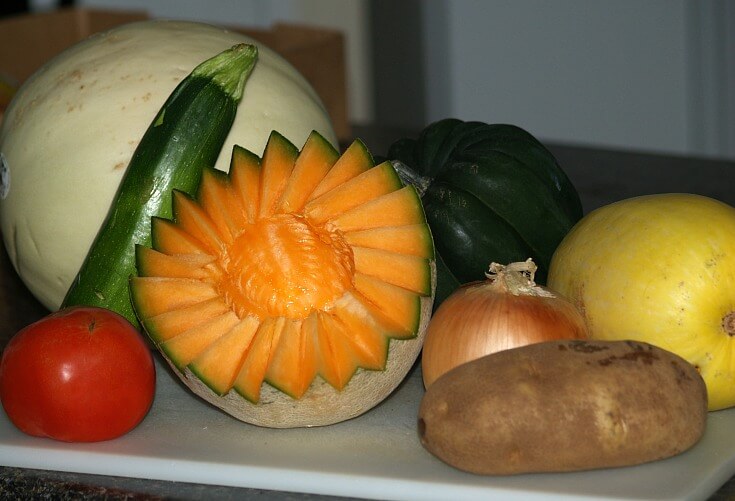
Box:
130, 130, 435, 428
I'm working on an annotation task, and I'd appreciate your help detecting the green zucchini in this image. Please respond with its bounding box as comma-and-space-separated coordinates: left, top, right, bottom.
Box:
62, 43, 258, 326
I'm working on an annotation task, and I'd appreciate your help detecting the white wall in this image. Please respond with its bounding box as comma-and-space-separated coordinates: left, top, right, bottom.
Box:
423, 0, 735, 159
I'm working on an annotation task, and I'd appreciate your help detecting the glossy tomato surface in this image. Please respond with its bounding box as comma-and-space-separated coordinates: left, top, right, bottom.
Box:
0, 306, 155, 442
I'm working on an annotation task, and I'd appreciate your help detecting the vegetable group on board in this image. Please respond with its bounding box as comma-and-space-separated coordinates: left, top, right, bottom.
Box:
548, 193, 735, 411
388, 118, 583, 304
0, 307, 155, 442
421, 259, 588, 388
419, 339, 707, 475
131, 131, 435, 428
0, 16, 722, 480
62, 43, 258, 326
0, 20, 336, 312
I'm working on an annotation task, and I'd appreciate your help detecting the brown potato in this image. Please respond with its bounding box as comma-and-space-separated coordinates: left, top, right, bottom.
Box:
418, 339, 707, 475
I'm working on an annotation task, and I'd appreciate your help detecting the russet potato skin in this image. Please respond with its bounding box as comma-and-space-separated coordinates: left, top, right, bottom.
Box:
418, 339, 707, 475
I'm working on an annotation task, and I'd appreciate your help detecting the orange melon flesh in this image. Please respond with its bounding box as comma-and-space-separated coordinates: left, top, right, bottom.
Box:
352, 273, 421, 337
308, 138, 372, 201
233, 317, 285, 403
142, 297, 231, 342
275, 131, 338, 214
315, 311, 359, 390
265, 318, 318, 399
330, 291, 390, 370
352, 246, 432, 296
151, 217, 209, 255
189, 316, 260, 396
160, 311, 240, 369
257, 132, 298, 218
229, 145, 261, 223
198, 168, 245, 240
172, 191, 228, 250
220, 213, 354, 319
331, 185, 426, 232
130, 277, 219, 318
135, 246, 215, 279
303, 161, 402, 225
130, 131, 435, 428
343, 224, 434, 259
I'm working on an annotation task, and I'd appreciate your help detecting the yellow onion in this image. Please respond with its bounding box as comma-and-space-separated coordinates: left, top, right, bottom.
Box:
421, 259, 589, 388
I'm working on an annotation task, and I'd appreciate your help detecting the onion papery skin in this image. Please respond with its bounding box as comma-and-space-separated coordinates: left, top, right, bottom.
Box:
421, 261, 589, 388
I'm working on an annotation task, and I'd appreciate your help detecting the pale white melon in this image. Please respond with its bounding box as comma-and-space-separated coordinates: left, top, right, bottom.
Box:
0, 20, 336, 310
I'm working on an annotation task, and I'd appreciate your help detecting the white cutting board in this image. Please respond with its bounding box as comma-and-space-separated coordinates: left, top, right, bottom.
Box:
1, 355, 735, 500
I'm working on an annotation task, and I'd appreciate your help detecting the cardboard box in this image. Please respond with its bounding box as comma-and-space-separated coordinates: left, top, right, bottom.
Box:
0, 7, 350, 141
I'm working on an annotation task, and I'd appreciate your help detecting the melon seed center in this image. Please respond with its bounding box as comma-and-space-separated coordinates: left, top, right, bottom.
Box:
222, 213, 354, 320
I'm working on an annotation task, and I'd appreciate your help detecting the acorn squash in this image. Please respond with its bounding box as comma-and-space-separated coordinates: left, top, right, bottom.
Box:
388, 118, 583, 304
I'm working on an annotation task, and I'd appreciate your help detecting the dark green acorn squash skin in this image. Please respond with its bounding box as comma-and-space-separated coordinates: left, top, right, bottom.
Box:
388, 118, 583, 305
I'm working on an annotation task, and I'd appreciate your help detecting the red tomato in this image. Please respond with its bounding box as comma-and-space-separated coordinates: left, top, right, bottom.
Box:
0, 306, 155, 442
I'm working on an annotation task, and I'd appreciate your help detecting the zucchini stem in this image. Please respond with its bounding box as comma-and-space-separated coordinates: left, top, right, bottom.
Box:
193, 43, 258, 102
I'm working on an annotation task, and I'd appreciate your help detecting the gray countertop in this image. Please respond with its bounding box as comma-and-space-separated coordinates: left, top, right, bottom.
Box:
1, 125, 734, 500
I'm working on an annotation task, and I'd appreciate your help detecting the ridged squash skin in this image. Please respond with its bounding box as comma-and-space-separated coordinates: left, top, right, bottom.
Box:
0, 20, 336, 311
388, 118, 583, 305
547, 193, 735, 411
